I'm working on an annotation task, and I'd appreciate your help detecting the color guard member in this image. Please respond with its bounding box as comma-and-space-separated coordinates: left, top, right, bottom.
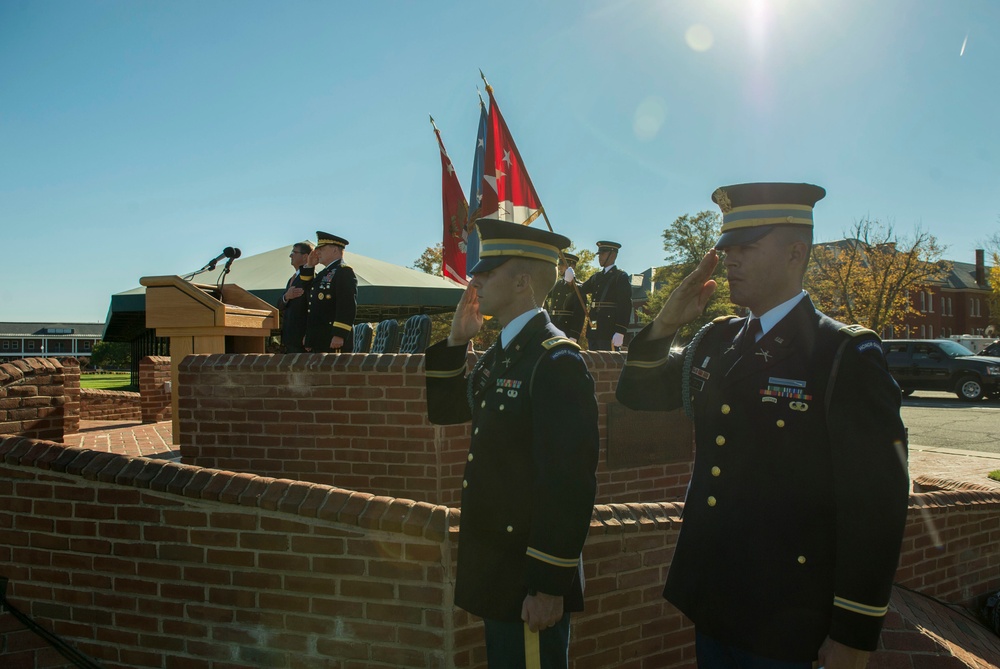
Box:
546, 252, 586, 341
580, 241, 632, 350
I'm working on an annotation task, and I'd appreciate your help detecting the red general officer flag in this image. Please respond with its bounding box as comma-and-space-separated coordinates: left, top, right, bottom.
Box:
430, 116, 470, 285
479, 77, 544, 226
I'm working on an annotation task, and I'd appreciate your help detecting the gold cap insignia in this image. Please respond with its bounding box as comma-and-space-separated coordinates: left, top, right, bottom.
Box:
713, 188, 732, 213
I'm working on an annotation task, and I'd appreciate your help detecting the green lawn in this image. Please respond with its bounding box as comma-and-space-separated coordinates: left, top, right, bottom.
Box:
80, 373, 135, 391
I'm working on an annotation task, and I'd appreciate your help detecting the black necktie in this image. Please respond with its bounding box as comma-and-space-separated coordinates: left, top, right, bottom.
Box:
741, 318, 762, 355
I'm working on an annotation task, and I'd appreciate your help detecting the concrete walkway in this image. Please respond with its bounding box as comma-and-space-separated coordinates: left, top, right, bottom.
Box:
64, 420, 1000, 492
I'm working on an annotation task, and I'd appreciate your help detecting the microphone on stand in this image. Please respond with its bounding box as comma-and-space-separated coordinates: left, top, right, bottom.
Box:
206, 246, 239, 271
183, 246, 241, 280
218, 248, 241, 292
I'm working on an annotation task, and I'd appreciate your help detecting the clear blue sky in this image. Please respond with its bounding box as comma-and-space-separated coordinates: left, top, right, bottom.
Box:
2, 0, 997, 323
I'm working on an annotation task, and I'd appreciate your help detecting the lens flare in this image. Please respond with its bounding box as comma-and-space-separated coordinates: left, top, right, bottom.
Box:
633, 97, 668, 141
685, 24, 714, 52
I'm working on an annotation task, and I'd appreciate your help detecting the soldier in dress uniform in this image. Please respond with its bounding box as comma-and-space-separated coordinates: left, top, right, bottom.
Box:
301, 231, 357, 353
425, 219, 600, 669
277, 240, 314, 353
617, 183, 910, 669
545, 252, 586, 341
580, 241, 632, 350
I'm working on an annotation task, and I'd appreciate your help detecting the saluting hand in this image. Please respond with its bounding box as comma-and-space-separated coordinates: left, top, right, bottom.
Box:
648, 249, 719, 340
447, 285, 483, 347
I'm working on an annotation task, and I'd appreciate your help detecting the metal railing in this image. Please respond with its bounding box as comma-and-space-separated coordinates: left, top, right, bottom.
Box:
0, 576, 105, 668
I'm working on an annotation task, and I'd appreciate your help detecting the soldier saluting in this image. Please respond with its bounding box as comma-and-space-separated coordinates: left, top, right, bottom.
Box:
617, 182, 909, 669
301, 231, 357, 353
425, 219, 600, 669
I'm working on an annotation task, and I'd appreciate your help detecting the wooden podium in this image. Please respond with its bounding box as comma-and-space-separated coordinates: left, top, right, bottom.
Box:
140, 275, 279, 444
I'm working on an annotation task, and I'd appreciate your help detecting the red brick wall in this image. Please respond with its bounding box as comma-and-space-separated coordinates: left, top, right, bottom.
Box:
895, 480, 1000, 604
0, 358, 65, 442
1, 437, 999, 669
79, 389, 142, 421
177, 352, 694, 507
139, 356, 171, 424
61, 357, 80, 436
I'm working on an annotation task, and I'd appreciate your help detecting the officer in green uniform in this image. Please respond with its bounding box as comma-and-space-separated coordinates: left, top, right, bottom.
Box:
580, 241, 632, 350
301, 231, 357, 353
546, 252, 586, 341
616, 183, 909, 669
425, 219, 600, 669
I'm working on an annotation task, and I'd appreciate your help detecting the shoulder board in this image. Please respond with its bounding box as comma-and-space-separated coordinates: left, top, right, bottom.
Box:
542, 336, 581, 351
713, 315, 738, 324
839, 324, 877, 338
340, 264, 352, 270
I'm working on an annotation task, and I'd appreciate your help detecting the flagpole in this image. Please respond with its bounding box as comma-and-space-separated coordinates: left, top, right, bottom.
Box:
479, 71, 591, 341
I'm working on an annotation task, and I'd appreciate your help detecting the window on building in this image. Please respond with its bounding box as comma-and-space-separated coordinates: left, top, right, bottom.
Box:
12, 341, 19, 350
928, 325, 933, 338
919, 292, 926, 312
927, 293, 934, 313
948, 298, 953, 316
1, 341, 8, 350
975, 299, 982, 317
27, 342, 35, 350
83, 341, 92, 351
919, 325, 926, 338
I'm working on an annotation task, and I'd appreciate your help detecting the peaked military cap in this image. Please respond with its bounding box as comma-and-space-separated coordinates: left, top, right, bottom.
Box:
596, 241, 621, 252
712, 182, 826, 249
561, 252, 580, 264
469, 218, 571, 274
316, 231, 349, 248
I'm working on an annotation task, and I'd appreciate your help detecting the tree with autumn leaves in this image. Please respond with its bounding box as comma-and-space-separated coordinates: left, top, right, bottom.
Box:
984, 230, 1000, 334
806, 219, 950, 335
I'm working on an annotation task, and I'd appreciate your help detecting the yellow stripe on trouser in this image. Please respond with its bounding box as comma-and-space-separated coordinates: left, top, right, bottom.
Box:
523, 624, 541, 669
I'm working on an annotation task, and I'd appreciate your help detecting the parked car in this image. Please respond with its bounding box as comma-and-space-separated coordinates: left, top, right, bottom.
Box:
983, 339, 1000, 358
881, 339, 1000, 401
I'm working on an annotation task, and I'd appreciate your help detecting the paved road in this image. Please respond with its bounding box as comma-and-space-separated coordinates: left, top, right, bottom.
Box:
901, 391, 1000, 455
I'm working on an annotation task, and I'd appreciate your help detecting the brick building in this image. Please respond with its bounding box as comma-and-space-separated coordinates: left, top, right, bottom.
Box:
890, 249, 994, 339
0, 322, 104, 362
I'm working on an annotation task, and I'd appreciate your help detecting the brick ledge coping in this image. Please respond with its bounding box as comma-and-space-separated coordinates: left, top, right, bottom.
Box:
175, 350, 628, 373
2, 438, 998, 543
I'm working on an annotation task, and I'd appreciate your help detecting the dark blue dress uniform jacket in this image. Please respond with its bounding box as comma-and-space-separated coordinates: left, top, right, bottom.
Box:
301, 259, 357, 353
546, 279, 587, 340
581, 267, 632, 342
616, 297, 910, 661
425, 313, 600, 622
